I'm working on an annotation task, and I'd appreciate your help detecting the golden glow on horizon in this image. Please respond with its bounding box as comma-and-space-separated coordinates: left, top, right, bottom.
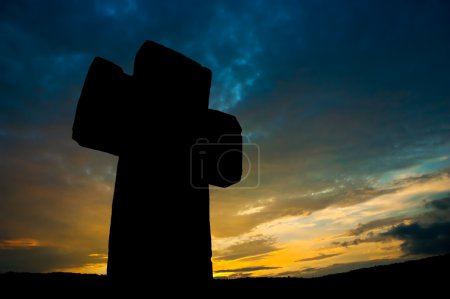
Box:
211, 174, 450, 278
53, 263, 107, 274
12, 171, 447, 277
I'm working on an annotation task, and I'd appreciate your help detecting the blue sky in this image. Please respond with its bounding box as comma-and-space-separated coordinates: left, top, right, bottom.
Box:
0, 0, 449, 276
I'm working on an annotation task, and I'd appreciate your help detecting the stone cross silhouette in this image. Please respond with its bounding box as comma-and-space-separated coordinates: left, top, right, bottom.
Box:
73, 41, 242, 287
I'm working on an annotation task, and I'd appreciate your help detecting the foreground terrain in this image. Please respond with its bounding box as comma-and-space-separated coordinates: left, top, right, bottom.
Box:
1, 254, 447, 295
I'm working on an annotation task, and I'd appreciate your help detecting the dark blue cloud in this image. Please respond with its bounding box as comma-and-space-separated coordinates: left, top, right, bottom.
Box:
427, 196, 450, 211
386, 196, 450, 256
221, 1, 450, 194
384, 221, 450, 255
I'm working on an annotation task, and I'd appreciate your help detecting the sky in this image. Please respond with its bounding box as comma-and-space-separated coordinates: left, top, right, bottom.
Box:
0, 0, 449, 278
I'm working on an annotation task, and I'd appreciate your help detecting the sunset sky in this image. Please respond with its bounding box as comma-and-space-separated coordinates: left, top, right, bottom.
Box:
1, 0, 449, 278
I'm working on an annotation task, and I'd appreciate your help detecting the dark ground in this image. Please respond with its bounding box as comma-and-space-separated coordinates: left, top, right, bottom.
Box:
1, 254, 448, 296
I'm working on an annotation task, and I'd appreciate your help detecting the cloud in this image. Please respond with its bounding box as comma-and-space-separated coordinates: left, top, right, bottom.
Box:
349, 217, 411, 236
212, 181, 402, 238
0, 245, 101, 273
425, 196, 450, 211
215, 266, 279, 273
213, 169, 450, 244
333, 235, 383, 248
216, 0, 450, 240
0, 133, 114, 273
331, 192, 450, 252
413, 195, 450, 226
214, 236, 278, 261
0, 238, 41, 249
239, 254, 271, 262
297, 253, 342, 262
88, 253, 108, 259
383, 221, 450, 256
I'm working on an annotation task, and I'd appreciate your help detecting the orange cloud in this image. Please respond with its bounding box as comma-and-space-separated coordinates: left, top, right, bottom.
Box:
0, 238, 41, 249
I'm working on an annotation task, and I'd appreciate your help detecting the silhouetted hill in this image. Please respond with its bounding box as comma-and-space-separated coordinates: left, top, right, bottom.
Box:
1, 254, 448, 295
